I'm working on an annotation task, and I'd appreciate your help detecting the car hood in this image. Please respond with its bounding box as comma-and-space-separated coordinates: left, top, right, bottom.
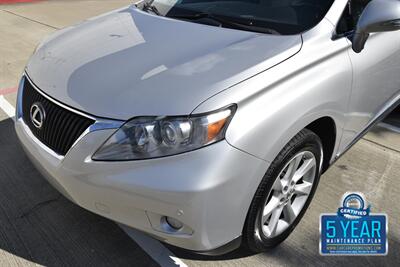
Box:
26, 6, 302, 120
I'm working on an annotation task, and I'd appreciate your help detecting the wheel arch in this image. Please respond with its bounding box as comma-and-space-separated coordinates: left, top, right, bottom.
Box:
304, 116, 337, 173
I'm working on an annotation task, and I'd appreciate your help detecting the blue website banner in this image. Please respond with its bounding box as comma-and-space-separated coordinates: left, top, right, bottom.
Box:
320, 214, 387, 255
320, 192, 388, 256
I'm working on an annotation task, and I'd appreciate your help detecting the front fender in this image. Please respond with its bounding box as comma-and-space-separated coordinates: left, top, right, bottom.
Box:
193, 20, 352, 165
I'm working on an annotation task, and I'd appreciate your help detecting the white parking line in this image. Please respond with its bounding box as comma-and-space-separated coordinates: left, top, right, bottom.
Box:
119, 224, 188, 267
0, 95, 15, 118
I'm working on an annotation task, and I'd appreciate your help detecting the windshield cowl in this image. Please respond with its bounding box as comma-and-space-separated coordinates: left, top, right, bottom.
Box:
137, 0, 334, 35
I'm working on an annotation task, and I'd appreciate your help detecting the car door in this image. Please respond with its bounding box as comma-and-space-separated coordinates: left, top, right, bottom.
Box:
338, 0, 400, 151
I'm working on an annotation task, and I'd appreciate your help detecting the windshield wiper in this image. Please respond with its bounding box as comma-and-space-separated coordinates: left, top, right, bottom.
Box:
169, 12, 280, 35
142, 1, 161, 16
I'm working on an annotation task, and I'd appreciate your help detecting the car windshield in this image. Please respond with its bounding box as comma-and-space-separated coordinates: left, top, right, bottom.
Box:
138, 0, 334, 35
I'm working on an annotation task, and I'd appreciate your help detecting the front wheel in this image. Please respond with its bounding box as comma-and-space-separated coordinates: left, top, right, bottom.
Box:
243, 129, 323, 252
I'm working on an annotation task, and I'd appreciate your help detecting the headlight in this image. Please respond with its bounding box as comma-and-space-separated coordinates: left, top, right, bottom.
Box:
92, 105, 236, 161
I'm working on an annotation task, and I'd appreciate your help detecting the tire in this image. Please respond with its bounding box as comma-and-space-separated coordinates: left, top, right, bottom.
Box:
243, 129, 323, 253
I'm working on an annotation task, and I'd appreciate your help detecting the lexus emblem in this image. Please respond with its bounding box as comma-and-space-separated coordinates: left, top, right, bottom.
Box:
30, 102, 46, 129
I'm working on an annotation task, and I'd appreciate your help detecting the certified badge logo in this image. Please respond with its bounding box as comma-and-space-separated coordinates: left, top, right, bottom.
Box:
320, 192, 388, 256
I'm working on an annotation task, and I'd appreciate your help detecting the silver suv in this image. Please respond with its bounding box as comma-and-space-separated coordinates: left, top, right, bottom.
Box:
15, 0, 400, 254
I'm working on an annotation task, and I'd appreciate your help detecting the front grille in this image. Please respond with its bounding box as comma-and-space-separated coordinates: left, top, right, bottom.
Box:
22, 78, 95, 155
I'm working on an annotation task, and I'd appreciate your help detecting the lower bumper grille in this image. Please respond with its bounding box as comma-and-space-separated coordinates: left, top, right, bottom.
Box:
22, 77, 95, 156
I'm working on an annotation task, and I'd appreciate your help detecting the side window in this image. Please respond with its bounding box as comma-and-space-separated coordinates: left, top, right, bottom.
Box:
336, 0, 371, 35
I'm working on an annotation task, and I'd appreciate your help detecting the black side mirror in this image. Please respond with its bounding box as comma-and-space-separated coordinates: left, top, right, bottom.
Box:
353, 0, 400, 53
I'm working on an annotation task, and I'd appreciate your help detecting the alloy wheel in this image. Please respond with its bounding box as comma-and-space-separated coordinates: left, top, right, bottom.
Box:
261, 151, 317, 238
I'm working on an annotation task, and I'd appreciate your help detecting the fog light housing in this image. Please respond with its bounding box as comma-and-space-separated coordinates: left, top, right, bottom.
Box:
165, 216, 184, 230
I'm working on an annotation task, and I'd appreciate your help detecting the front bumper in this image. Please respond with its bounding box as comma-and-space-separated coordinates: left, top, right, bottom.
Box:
15, 115, 269, 252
